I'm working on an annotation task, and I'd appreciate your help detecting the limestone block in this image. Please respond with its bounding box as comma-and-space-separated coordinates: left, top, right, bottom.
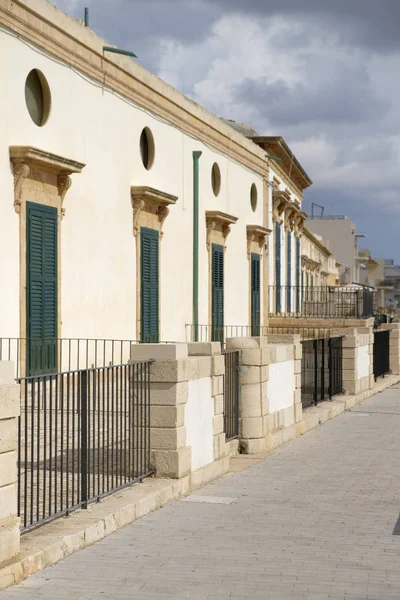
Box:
343, 380, 356, 395
149, 405, 185, 428
342, 358, 356, 371
0, 484, 17, 522
294, 360, 302, 375
261, 365, 269, 383
0, 363, 14, 386
214, 394, 224, 416
245, 437, 267, 454
0, 517, 20, 566
150, 382, 188, 406
150, 360, 188, 383
239, 365, 261, 386
342, 336, 357, 349
151, 446, 191, 478
213, 414, 224, 435
283, 405, 295, 427
197, 356, 212, 378
241, 349, 262, 366
261, 396, 269, 417
0, 452, 17, 488
294, 388, 301, 404
269, 345, 288, 364
212, 355, 225, 376
295, 373, 302, 389
295, 403, 302, 423
211, 375, 224, 397
294, 343, 302, 360
342, 348, 357, 360
239, 390, 262, 418
261, 347, 270, 365
0, 419, 18, 454
188, 342, 220, 356
150, 426, 186, 450
131, 343, 188, 362
185, 358, 199, 380
213, 432, 227, 460
241, 416, 264, 439
0, 385, 20, 420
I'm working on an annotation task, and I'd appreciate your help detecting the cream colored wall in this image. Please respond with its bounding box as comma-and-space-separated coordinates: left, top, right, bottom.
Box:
0, 28, 264, 342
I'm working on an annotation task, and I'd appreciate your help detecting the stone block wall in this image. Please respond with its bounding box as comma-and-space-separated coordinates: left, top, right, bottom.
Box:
130, 343, 229, 480
226, 335, 301, 454
332, 327, 374, 396
382, 323, 400, 375
0, 362, 20, 568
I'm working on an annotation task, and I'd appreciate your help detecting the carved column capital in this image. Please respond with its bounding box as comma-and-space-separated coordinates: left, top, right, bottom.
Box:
206, 219, 216, 251
12, 162, 30, 213
132, 198, 145, 237
157, 205, 170, 239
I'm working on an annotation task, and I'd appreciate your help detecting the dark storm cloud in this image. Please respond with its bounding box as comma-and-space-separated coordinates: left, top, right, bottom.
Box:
233, 66, 388, 128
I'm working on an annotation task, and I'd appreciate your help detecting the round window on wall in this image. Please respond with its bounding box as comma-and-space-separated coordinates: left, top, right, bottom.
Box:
140, 127, 155, 170
250, 183, 258, 212
211, 162, 221, 197
25, 69, 51, 127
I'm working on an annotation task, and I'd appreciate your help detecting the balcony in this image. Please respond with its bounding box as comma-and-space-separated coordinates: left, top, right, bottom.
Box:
269, 285, 374, 319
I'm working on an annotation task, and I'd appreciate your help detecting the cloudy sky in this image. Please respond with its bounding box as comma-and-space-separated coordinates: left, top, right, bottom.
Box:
54, 0, 400, 261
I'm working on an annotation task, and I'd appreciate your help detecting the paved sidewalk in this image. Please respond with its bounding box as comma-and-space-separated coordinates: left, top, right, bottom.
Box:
3, 387, 400, 600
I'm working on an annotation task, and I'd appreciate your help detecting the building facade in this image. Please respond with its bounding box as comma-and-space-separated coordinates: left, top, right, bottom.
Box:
306, 216, 366, 284
0, 0, 315, 373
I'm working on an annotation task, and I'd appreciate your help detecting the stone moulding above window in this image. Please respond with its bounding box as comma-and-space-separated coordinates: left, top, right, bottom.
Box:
246, 224, 271, 259
294, 210, 307, 236
272, 189, 291, 222
9, 146, 85, 216
301, 256, 321, 273
131, 186, 177, 238
205, 210, 238, 250
284, 201, 300, 232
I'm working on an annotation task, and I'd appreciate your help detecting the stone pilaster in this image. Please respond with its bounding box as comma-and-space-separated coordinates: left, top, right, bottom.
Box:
0, 362, 20, 567
332, 327, 374, 396
382, 324, 400, 375
226, 337, 269, 454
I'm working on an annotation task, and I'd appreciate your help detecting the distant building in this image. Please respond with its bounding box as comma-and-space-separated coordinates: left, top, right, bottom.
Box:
306, 216, 367, 284
301, 228, 340, 288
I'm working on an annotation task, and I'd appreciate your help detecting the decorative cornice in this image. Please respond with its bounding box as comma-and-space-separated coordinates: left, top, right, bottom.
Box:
272, 189, 291, 222
246, 225, 271, 259
205, 211, 238, 250
130, 186, 177, 237
301, 256, 321, 272
294, 210, 307, 235
284, 201, 299, 232
9, 146, 85, 216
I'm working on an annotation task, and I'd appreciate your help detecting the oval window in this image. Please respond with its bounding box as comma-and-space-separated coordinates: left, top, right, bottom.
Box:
250, 183, 258, 212
211, 162, 221, 197
140, 127, 155, 170
25, 69, 51, 127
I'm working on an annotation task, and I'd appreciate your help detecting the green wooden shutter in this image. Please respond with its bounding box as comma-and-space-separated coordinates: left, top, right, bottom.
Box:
296, 237, 301, 312
26, 202, 58, 375
286, 231, 292, 312
211, 244, 224, 343
141, 227, 159, 343
275, 221, 281, 313
251, 253, 261, 336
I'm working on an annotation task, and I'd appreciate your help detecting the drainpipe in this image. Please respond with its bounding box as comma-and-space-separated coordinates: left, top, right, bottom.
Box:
193, 151, 202, 342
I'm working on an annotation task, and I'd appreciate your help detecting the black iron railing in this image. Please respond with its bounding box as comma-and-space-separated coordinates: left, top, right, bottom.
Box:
301, 337, 343, 409
223, 350, 240, 441
17, 361, 153, 532
187, 325, 255, 344
269, 286, 374, 319
373, 330, 390, 380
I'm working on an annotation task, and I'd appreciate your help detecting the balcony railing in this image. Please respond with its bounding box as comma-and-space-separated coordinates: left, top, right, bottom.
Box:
269, 285, 374, 319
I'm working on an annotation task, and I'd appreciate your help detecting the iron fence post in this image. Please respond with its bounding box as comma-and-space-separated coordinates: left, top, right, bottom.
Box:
328, 338, 333, 399
80, 370, 88, 509
313, 339, 318, 406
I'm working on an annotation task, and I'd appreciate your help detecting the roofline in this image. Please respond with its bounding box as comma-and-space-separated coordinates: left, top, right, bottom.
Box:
303, 227, 332, 257
250, 136, 313, 188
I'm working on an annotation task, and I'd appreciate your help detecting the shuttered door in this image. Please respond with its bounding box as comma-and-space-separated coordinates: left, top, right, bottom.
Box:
141, 227, 159, 343
26, 202, 58, 375
296, 236, 301, 312
251, 253, 260, 336
287, 231, 292, 312
275, 221, 281, 313
211, 244, 224, 343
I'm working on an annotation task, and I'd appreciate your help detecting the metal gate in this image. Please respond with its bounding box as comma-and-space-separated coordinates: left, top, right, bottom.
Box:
17, 361, 153, 532
223, 350, 240, 441
301, 337, 343, 409
373, 329, 390, 380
